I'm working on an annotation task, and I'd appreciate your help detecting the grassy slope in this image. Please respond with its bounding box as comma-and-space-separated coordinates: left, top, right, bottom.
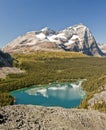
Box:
0, 51, 106, 112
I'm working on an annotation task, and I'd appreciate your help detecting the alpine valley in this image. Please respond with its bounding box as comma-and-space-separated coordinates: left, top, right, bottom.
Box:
0, 23, 106, 130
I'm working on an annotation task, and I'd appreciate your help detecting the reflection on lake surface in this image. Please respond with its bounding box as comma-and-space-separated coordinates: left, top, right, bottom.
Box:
10, 81, 86, 108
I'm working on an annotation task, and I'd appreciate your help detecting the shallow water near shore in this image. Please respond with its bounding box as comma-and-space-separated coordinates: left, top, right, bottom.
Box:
10, 81, 86, 108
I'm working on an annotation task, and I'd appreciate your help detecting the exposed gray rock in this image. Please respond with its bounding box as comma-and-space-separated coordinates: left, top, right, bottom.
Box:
2, 23, 104, 56
0, 105, 106, 130
0, 67, 24, 79
88, 91, 106, 106
0, 50, 24, 79
0, 50, 13, 67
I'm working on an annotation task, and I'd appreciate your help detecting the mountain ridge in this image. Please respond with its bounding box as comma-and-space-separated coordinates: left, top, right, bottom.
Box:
2, 23, 104, 56
98, 43, 106, 54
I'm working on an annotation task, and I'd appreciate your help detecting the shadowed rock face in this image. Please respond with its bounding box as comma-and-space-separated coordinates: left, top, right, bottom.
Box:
0, 105, 106, 130
0, 50, 13, 67
0, 50, 24, 79
2, 23, 104, 56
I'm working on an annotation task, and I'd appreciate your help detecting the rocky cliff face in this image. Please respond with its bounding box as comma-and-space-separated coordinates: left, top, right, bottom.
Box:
0, 50, 13, 67
3, 23, 104, 56
0, 105, 106, 130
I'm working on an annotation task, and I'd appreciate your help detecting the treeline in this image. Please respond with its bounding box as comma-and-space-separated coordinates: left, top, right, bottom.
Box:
93, 101, 106, 112
0, 51, 106, 111
0, 92, 14, 106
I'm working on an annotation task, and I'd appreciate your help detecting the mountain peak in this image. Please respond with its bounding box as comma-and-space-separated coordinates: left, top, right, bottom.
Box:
77, 23, 86, 26
73, 23, 87, 28
67, 23, 88, 32
41, 27, 51, 31
2, 23, 104, 56
41, 27, 55, 35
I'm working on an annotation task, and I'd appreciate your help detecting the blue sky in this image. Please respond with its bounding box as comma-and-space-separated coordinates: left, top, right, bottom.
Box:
0, 0, 106, 48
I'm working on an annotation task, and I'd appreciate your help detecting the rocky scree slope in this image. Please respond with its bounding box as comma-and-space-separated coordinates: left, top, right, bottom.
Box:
0, 105, 106, 130
3, 23, 104, 56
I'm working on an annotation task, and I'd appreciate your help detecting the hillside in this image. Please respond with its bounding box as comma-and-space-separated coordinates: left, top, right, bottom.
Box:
0, 51, 106, 112
2, 23, 104, 56
0, 51, 106, 130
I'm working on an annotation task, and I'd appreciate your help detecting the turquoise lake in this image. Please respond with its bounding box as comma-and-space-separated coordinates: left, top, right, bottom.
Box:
10, 81, 86, 108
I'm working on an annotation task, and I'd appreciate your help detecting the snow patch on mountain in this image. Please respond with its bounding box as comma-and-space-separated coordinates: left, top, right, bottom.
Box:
36, 33, 46, 40
71, 35, 79, 40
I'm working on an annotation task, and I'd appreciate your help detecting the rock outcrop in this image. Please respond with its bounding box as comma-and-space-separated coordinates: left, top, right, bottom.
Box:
0, 105, 106, 130
0, 50, 13, 67
0, 67, 24, 79
0, 50, 23, 79
88, 85, 106, 107
2, 23, 104, 56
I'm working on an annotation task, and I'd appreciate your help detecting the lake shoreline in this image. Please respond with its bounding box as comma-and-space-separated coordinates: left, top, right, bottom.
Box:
10, 80, 86, 108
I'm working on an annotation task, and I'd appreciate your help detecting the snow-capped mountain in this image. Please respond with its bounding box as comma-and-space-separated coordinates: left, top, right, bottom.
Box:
2, 23, 104, 56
